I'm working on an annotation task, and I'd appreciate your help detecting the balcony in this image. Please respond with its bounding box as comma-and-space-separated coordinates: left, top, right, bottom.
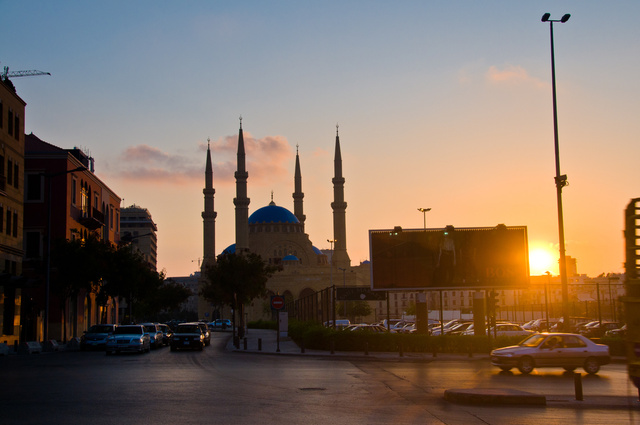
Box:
78, 207, 105, 230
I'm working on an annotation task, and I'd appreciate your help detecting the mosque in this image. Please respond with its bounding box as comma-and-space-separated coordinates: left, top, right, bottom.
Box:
197, 121, 372, 322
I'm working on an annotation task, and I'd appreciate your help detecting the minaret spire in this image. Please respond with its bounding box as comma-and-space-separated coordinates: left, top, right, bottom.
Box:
293, 143, 305, 229
331, 124, 350, 268
201, 138, 217, 269
234, 117, 250, 253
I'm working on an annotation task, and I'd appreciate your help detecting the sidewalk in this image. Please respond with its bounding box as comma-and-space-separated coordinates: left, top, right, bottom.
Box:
227, 328, 640, 410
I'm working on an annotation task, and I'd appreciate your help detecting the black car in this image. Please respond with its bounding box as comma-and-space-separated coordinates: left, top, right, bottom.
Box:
170, 323, 205, 351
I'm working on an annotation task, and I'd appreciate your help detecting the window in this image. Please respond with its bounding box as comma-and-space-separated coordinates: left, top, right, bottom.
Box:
14, 114, 19, 140
71, 177, 77, 205
81, 183, 89, 216
5, 209, 11, 235
13, 163, 18, 189
26, 173, 43, 201
12, 211, 17, 237
7, 109, 13, 135
6, 159, 12, 186
0, 205, 3, 233
109, 205, 114, 229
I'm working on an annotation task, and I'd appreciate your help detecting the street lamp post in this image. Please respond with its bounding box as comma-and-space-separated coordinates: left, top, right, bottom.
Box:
417, 208, 431, 231
541, 12, 571, 330
43, 166, 85, 342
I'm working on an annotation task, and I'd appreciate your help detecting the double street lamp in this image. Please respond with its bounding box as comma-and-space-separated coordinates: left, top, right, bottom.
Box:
417, 208, 431, 231
541, 12, 571, 330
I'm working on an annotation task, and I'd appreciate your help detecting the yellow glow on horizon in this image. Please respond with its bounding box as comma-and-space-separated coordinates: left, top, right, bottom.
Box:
529, 248, 557, 276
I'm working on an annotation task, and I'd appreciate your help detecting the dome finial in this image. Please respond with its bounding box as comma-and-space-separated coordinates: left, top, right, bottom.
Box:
336, 123, 339, 136
269, 190, 275, 206
239, 115, 243, 129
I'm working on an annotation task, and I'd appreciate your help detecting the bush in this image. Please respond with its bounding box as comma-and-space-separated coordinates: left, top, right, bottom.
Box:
287, 320, 527, 354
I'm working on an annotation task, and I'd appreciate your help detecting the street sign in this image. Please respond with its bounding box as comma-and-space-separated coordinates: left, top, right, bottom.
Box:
271, 295, 285, 310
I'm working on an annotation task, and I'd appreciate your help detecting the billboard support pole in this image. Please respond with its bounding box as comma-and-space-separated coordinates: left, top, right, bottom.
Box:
439, 290, 444, 336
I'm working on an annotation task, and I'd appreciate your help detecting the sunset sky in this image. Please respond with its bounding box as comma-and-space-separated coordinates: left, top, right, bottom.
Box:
3, 1, 639, 278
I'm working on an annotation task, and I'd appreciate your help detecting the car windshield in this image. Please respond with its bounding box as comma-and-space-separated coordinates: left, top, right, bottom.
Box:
114, 326, 142, 335
177, 325, 200, 333
519, 334, 546, 347
88, 325, 113, 333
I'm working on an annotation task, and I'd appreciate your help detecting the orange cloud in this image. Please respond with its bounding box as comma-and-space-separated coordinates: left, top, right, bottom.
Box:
107, 132, 293, 186
486, 65, 546, 88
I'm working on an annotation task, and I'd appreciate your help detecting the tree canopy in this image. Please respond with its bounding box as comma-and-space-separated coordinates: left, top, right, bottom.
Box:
50, 235, 191, 322
200, 252, 279, 309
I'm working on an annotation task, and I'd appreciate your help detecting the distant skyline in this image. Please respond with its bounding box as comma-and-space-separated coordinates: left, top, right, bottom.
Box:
3, 1, 639, 278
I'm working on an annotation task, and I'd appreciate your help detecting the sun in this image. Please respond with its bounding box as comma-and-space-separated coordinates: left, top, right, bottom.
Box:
529, 248, 557, 276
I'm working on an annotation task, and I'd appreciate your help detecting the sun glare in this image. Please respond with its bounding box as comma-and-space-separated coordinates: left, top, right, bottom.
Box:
529, 248, 556, 276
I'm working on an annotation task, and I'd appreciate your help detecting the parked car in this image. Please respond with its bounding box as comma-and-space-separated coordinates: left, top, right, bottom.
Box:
208, 319, 232, 330
141, 323, 164, 349
605, 324, 626, 337
196, 322, 211, 346
324, 319, 351, 330
157, 324, 173, 345
490, 333, 610, 374
579, 321, 623, 338
551, 317, 591, 332
80, 324, 116, 350
346, 324, 388, 332
105, 325, 150, 355
170, 323, 205, 351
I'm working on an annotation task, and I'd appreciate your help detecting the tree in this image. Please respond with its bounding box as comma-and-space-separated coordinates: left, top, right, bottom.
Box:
336, 300, 373, 323
201, 252, 279, 338
50, 235, 186, 327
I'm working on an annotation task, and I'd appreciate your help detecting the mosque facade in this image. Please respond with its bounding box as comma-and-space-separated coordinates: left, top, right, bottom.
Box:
197, 122, 371, 322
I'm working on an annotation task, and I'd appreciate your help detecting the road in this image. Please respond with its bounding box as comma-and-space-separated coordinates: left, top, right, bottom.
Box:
0, 332, 638, 425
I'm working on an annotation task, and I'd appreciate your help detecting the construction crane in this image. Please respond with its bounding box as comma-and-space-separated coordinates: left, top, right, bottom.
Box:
2, 66, 51, 80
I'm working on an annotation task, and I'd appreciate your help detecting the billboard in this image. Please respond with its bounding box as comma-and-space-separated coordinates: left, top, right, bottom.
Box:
369, 225, 529, 291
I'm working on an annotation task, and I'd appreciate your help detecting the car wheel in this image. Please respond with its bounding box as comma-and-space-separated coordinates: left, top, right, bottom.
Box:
583, 357, 600, 374
499, 367, 512, 372
517, 356, 535, 374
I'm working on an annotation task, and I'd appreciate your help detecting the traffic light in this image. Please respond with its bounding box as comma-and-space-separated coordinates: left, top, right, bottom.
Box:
486, 290, 499, 313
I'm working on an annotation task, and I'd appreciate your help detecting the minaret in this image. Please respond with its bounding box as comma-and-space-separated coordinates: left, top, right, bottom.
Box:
292, 144, 305, 229
331, 125, 350, 268
234, 117, 250, 253
201, 139, 217, 269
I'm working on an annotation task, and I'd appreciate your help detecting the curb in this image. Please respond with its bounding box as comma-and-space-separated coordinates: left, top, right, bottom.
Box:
444, 388, 546, 406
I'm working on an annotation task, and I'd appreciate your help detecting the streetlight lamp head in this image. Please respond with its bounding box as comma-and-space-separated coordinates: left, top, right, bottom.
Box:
541, 13, 550, 22
560, 14, 571, 23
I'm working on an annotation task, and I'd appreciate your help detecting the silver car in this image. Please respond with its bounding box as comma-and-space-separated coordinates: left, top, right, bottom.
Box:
490, 333, 610, 375
105, 325, 151, 355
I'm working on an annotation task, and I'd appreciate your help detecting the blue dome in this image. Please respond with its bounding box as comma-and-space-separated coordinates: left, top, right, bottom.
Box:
312, 246, 323, 255
249, 204, 299, 225
221, 244, 236, 255
283, 254, 299, 261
